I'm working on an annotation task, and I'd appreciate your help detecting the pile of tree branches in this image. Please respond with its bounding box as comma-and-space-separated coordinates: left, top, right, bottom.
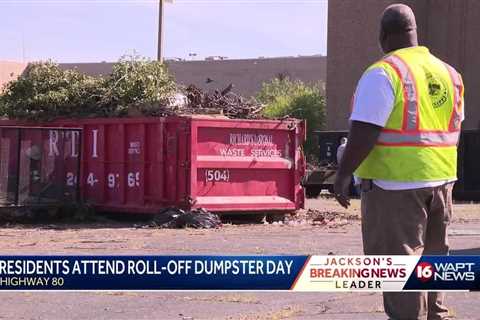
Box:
183, 85, 264, 119
0, 56, 178, 121
0, 56, 265, 121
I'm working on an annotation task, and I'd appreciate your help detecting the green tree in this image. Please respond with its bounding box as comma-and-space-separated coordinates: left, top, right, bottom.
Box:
102, 54, 177, 116
0, 55, 177, 120
0, 61, 105, 120
257, 78, 326, 160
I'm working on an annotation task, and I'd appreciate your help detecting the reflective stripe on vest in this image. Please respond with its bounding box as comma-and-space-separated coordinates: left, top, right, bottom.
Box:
444, 63, 463, 131
383, 54, 418, 131
377, 54, 461, 147
377, 130, 460, 147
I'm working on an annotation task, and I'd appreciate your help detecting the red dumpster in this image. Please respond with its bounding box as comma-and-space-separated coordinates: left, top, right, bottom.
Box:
0, 126, 81, 206
1, 116, 306, 214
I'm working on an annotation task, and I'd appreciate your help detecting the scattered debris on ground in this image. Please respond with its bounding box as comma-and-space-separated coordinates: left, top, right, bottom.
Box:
149, 207, 222, 229
276, 208, 360, 228
182, 294, 261, 304
0, 203, 359, 229
231, 305, 305, 320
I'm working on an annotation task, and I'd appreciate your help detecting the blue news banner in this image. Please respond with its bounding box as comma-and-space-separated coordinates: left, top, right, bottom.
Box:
0, 256, 305, 290
0, 256, 478, 291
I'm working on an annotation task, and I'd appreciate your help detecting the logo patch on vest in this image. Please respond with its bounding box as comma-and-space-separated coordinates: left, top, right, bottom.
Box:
424, 68, 448, 109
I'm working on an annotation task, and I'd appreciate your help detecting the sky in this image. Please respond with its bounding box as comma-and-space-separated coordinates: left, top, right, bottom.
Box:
0, 0, 328, 63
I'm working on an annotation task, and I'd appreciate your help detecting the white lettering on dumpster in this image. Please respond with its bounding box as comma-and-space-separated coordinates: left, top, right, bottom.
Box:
250, 149, 282, 158
48, 130, 80, 158
92, 129, 98, 158
70, 131, 79, 158
205, 169, 230, 182
49, 130, 59, 157
219, 148, 245, 157
107, 173, 120, 189
128, 142, 141, 155
229, 133, 273, 146
66, 172, 77, 186
127, 172, 141, 188
86, 173, 98, 187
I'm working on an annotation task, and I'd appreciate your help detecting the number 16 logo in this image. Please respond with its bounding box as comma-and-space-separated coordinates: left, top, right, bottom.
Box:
416, 262, 434, 282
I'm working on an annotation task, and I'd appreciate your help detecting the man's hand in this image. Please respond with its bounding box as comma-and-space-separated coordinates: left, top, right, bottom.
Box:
333, 121, 382, 209
334, 173, 351, 209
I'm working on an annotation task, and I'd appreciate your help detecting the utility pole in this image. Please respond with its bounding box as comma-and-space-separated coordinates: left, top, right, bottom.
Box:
157, 0, 174, 63
157, 0, 165, 63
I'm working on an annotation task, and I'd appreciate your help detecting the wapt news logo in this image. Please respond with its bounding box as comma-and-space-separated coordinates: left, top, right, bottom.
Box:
416, 261, 475, 282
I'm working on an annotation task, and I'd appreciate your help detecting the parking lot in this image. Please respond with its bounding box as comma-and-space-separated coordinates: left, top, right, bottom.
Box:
1, 197, 479, 320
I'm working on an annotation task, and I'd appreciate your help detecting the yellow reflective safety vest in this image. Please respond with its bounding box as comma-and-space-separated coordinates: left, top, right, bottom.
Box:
354, 46, 464, 181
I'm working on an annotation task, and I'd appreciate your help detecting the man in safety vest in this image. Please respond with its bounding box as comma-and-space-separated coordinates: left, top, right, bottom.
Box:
334, 4, 464, 320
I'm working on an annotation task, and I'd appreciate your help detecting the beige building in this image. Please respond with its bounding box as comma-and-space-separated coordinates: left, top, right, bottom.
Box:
61, 56, 326, 98
0, 61, 28, 91
1, 56, 326, 98
327, 0, 478, 130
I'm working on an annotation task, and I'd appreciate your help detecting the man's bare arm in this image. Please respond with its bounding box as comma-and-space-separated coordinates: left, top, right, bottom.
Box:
334, 120, 383, 208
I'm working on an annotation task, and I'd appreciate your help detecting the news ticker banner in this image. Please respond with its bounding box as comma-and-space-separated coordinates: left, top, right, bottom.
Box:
0, 255, 478, 291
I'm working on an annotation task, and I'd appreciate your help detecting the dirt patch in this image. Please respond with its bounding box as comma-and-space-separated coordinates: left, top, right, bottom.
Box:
275, 208, 360, 229
181, 294, 261, 305
231, 305, 305, 320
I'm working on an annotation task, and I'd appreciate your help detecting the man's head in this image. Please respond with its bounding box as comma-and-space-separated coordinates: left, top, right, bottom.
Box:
379, 4, 418, 54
